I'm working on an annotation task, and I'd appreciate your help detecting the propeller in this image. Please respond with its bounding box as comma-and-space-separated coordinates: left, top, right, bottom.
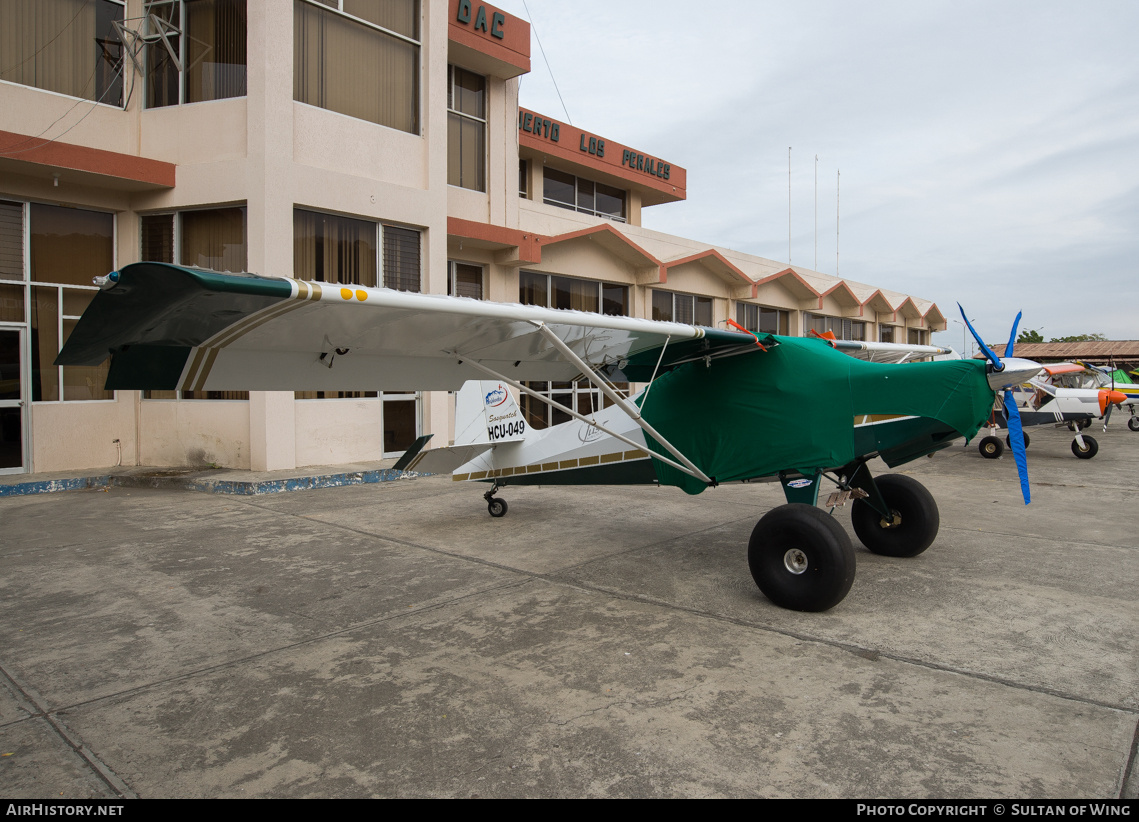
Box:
958, 305, 1040, 505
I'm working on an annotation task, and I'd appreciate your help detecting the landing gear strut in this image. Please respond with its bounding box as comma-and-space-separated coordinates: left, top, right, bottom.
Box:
746, 463, 940, 611
484, 485, 508, 517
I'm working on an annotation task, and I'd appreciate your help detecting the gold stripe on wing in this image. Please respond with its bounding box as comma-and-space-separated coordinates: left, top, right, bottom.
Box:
178, 346, 209, 391
207, 293, 311, 350
189, 280, 323, 390
193, 347, 221, 391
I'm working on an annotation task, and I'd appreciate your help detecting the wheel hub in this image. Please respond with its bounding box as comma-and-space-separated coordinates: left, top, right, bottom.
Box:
878, 510, 902, 529
783, 548, 809, 574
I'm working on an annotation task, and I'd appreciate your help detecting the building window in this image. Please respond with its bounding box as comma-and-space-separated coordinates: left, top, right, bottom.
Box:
879, 325, 895, 343
293, 209, 376, 286
448, 262, 483, 299
17, 203, 114, 402
293, 0, 420, 133
543, 168, 627, 222
806, 313, 865, 341
519, 160, 528, 198
736, 303, 789, 336
140, 206, 248, 399
908, 328, 928, 345
145, 0, 248, 108
382, 224, 420, 292
520, 271, 628, 316
652, 290, 713, 326
1, 0, 124, 106
141, 206, 248, 273
447, 66, 485, 191
292, 209, 420, 399
519, 271, 627, 429
292, 208, 420, 292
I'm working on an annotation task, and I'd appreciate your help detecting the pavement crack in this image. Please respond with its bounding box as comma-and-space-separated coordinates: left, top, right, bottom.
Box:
0, 661, 137, 799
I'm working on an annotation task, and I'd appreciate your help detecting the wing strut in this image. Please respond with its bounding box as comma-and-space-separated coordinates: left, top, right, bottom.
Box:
529, 322, 713, 485
456, 357, 709, 483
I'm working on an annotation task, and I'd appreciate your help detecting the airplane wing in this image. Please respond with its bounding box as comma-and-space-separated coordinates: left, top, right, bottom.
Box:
828, 339, 955, 363
56, 263, 761, 390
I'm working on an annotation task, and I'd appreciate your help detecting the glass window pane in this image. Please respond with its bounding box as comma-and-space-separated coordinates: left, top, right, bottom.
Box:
30, 286, 58, 401
146, 0, 181, 108
185, 0, 248, 103
1, 0, 123, 105
30, 204, 113, 286
552, 276, 598, 313
0, 284, 24, 323
674, 294, 694, 325
758, 307, 779, 334
382, 224, 420, 292
0, 200, 22, 281
695, 296, 712, 327
602, 284, 627, 317
651, 290, 672, 322
451, 263, 482, 299
293, 209, 376, 286
141, 214, 175, 262
182, 207, 246, 272
447, 112, 462, 187
543, 168, 575, 209
519, 271, 547, 307
576, 178, 594, 214
459, 115, 485, 191
595, 182, 626, 221
345, 0, 418, 39
450, 66, 484, 118
62, 317, 112, 400
294, 0, 419, 133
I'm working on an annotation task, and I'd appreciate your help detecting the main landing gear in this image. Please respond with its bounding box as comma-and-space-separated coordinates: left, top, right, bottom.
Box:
484, 485, 508, 517
747, 463, 939, 612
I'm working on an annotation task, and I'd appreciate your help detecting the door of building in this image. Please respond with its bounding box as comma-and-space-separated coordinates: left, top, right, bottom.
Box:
0, 327, 27, 473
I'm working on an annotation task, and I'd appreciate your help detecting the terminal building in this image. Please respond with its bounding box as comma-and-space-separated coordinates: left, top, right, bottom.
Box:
0, 0, 948, 476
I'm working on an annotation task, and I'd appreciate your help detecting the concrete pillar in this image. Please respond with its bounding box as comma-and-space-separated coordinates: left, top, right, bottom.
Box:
245, 0, 296, 470
249, 391, 296, 471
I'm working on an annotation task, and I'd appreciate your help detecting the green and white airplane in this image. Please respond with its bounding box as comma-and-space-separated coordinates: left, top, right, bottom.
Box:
57, 263, 1042, 612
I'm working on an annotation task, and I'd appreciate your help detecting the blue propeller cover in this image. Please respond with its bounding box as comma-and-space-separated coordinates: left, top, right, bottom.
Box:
958, 304, 1002, 369
1003, 389, 1031, 504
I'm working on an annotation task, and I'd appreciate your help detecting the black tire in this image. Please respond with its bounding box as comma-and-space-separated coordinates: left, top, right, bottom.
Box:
850, 474, 940, 558
747, 504, 855, 612
1006, 432, 1029, 449
1128, 417, 1139, 432
979, 436, 1004, 459
488, 498, 508, 517
1078, 418, 1092, 430
1071, 435, 1098, 459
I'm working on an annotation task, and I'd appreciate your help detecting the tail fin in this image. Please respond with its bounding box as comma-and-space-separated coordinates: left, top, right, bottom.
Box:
455, 380, 530, 446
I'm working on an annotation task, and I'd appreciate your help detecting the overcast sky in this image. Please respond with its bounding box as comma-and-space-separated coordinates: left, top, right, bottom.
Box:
492, 0, 1138, 349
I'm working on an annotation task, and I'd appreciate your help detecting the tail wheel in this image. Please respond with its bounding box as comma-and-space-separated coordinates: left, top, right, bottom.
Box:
1005, 432, 1029, 449
747, 504, 855, 612
850, 474, 940, 558
1071, 436, 1098, 459
979, 436, 1004, 459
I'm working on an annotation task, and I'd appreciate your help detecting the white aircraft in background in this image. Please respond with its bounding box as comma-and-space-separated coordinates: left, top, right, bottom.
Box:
975, 362, 1129, 460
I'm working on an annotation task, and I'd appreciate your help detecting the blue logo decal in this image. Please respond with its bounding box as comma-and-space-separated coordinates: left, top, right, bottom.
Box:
484, 384, 508, 408
787, 478, 813, 489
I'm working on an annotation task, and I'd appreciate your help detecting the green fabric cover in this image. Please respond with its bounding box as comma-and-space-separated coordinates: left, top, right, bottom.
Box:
639, 336, 994, 494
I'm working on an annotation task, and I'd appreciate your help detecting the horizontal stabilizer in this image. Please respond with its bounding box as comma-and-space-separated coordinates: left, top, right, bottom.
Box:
402, 443, 497, 475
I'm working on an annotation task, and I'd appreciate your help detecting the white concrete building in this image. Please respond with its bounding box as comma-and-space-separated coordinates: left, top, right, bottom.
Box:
0, 0, 947, 475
